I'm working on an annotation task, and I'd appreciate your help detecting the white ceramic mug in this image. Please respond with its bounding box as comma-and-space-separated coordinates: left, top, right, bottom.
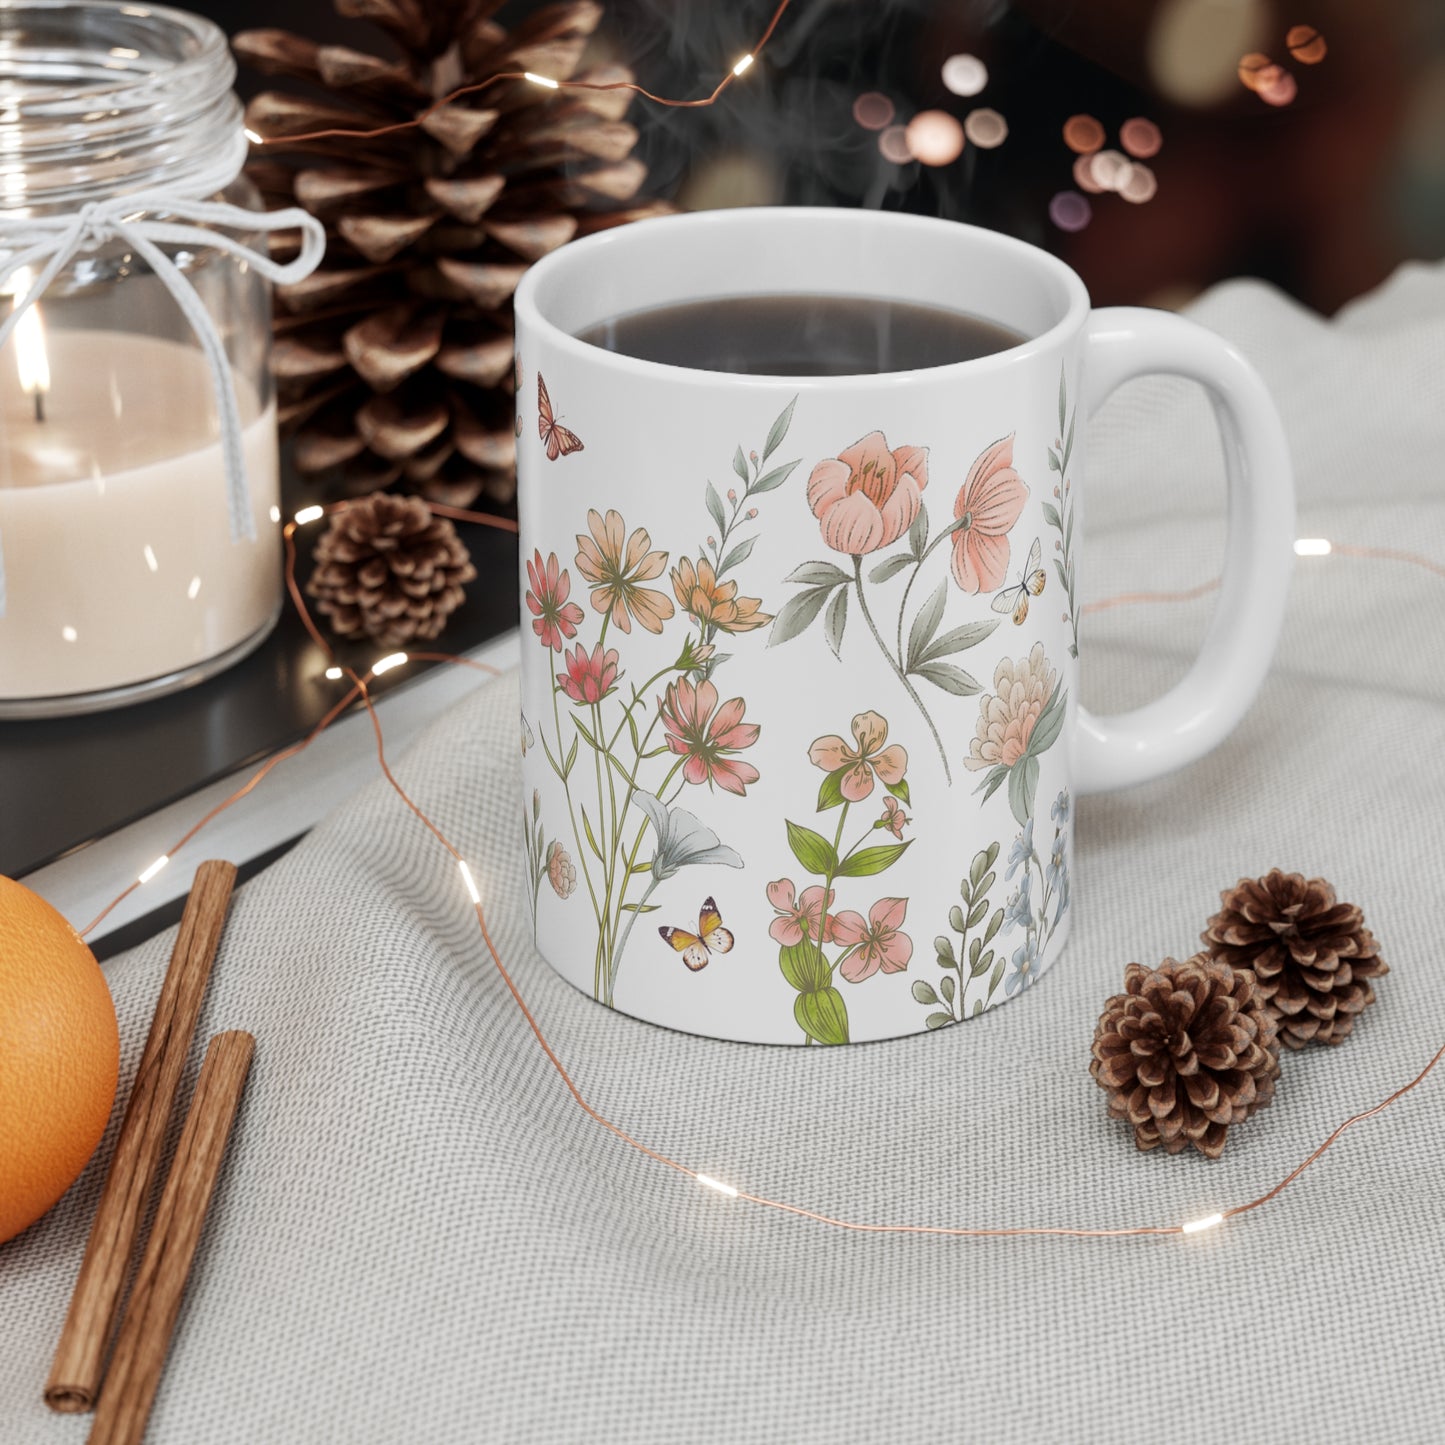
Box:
513, 208, 1293, 1044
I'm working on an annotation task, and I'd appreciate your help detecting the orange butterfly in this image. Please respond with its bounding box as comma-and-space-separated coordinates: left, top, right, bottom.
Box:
538, 373, 584, 460
658, 896, 734, 972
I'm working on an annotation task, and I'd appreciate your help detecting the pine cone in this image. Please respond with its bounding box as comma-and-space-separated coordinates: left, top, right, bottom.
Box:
307, 492, 476, 646
1202, 870, 1388, 1049
1091, 956, 1281, 1159
235, 1, 668, 508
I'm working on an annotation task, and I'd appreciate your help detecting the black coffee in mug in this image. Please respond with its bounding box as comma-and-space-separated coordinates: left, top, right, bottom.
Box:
576, 294, 1025, 376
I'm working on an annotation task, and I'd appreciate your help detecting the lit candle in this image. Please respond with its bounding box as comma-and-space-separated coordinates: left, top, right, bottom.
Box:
0, 329, 280, 707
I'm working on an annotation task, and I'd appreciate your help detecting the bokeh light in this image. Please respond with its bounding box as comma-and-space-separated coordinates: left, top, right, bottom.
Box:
905, 109, 965, 166
1049, 191, 1092, 232
852, 92, 895, 131
941, 53, 988, 97
1062, 114, 1106, 154
1257, 67, 1298, 106
1072, 153, 1104, 194
878, 125, 913, 163
1119, 164, 1159, 204
963, 107, 1008, 149
1237, 52, 1273, 91
1088, 148, 1132, 192
1149, 0, 1269, 107
1119, 118, 1163, 159
1286, 24, 1327, 64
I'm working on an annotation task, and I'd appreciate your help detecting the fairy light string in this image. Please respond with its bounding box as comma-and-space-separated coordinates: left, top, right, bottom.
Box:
72, 494, 1445, 1243
247, 0, 795, 149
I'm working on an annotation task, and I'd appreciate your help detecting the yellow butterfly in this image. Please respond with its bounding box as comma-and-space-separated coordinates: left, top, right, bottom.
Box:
992, 536, 1046, 625
658, 896, 735, 972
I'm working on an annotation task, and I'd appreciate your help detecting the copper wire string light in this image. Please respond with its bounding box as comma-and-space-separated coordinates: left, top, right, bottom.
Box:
246, 0, 797, 149
73, 494, 1445, 1244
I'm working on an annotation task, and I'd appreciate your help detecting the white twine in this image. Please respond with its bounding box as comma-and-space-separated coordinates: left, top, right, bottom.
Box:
0, 135, 326, 617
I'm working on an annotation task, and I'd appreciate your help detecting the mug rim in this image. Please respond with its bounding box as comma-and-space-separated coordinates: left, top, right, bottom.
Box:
514, 207, 1092, 389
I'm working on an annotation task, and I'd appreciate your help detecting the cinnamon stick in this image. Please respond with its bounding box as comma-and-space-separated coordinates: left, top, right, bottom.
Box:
87, 1032, 255, 1445
46, 860, 238, 1413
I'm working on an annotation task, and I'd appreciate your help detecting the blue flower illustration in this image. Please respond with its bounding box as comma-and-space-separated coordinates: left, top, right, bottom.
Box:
1006, 818, 1035, 880
1005, 936, 1040, 996
1051, 789, 1070, 826
1003, 871, 1032, 932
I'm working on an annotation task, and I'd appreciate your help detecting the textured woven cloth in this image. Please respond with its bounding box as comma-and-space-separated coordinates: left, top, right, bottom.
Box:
3, 264, 1444, 1444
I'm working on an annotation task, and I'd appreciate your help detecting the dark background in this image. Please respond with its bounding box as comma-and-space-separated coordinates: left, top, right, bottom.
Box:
205, 0, 1445, 315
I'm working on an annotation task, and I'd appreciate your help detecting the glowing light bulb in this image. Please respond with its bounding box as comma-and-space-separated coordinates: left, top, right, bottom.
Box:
269, 505, 282, 524
732, 53, 754, 76
324, 665, 343, 680
243, 127, 263, 145
459, 859, 482, 904
1181, 1212, 1224, 1235
372, 651, 408, 676
524, 71, 559, 89
294, 505, 324, 525
138, 854, 170, 885
696, 1173, 739, 1198
1294, 537, 1332, 556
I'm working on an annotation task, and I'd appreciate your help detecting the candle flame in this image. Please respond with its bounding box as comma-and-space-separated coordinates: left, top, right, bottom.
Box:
7, 267, 51, 409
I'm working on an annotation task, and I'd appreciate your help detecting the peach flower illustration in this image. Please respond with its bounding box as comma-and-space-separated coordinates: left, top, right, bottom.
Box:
963, 643, 1058, 771
766, 880, 836, 947
832, 897, 913, 983
806, 431, 929, 556
878, 796, 909, 839
574, 508, 675, 635
951, 433, 1029, 594
670, 555, 772, 634
808, 711, 908, 802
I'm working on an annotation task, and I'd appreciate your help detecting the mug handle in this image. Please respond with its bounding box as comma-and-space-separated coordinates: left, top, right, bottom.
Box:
1073, 307, 1295, 793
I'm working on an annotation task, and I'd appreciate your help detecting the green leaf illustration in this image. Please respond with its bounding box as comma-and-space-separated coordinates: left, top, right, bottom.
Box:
869, 554, 914, 585
563, 735, 578, 778
940, 975, 955, 1005
987, 956, 1007, 999
1058, 366, 1067, 435
967, 899, 989, 929
769, 586, 833, 646
764, 395, 797, 461
733, 444, 749, 482
783, 560, 851, 588
1052, 559, 1070, 593
1008, 753, 1040, 826
824, 586, 849, 659
1063, 410, 1076, 473
971, 947, 994, 980
885, 778, 910, 805
907, 506, 929, 561
948, 904, 966, 932
786, 819, 839, 875
914, 661, 980, 697
779, 941, 831, 993
1047, 450, 1061, 472
972, 998, 984, 1018
816, 768, 846, 812
570, 716, 599, 750
917, 618, 998, 666
905, 578, 949, 671
1041, 502, 1063, 533
1025, 685, 1068, 758
720, 535, 756, 575
795, 987, 849, 1045
911, 980, 939, 1006
983, 908, 1003, 945
835, 840, 911, 877
975, 764, 1009, 804
581, 807, 604, 861
705, 482, 727, 535
752, 458, 799, 493
934, 936, 956, 966
619, 902, 660, 913
925, 1011, 953, 1030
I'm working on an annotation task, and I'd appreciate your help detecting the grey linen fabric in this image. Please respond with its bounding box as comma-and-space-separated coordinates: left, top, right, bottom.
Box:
3, 265, 1444, 1444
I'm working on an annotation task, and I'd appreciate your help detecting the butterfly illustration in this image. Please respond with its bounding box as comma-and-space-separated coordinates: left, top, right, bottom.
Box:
658, 896, 734, 972
992, 537, 1046, 625
538, 373, 584, 460
521, 712, 534, 756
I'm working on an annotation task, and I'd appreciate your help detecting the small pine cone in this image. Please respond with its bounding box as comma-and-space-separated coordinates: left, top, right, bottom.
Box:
1202, 870, 1388, 1049
307, 492, 476, 647
1091, 956, 1281, 1159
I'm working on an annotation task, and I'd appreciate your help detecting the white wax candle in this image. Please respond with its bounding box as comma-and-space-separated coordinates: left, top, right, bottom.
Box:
0, 329, 281, 702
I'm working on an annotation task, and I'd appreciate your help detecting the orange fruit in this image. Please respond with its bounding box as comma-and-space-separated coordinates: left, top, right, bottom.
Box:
0, 876, 119, 1245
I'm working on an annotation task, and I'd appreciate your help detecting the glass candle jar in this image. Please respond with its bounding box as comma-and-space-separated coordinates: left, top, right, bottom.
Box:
0, 1, 288, 716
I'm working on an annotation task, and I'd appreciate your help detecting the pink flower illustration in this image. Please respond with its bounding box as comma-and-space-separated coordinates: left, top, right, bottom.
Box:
546, 841, 577, 898
525, 549, 584, 652
963, 643, 1058, 771
831, 897, 913, 983
659, 677, 761, 796
556, 641, 621, 705
806, 431, 929, 556
951, 433, 1029, 594
878, 796, 909, 838
767, 879, 836, 947
808, 710, 907, 802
